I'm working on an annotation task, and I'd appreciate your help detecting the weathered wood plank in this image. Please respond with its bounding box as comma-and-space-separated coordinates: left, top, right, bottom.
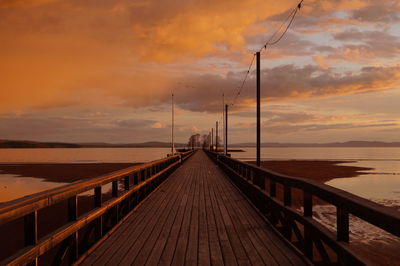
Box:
212, 167, 267, 266
216, 162, 308, 265
102, 168, 188, 265
197, 168, 211, 266
144, 168, 193, 266
83, 167, 184, 265
158, 169, 196, 265
209, 173, 251, 265
118, 165, 190, 265
208, 170, 239, 266
203, 163, 225, 266
170, 167, 198, 265
80, 150, 308, 266
185, 168, 200, 265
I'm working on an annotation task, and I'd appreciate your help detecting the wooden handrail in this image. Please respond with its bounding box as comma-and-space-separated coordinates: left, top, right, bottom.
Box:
205, 150, 400, 265
0, 150, 194, 265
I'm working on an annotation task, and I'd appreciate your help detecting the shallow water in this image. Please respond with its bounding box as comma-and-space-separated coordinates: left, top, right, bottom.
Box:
0, 147, 171, 163
0, 147, 399, 205
0, 174, 68, 203
230, 147, 400, 204
0, 148, 171, 203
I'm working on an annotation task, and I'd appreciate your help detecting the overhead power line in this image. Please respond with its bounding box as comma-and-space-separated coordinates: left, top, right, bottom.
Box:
228, 0, 303, 108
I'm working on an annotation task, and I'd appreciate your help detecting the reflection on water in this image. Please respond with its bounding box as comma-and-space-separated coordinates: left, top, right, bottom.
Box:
1, 147, 399, 206
326, 160, 400, 200
231, 147, 400, 161
0, 174, 67, 203
0, 148, 172, 203
231, 147, 400, 204
0, 148, 171, 163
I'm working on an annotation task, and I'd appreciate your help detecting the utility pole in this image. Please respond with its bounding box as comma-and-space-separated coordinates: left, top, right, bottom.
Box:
222, 94, 225, 154
211, 128, 214, 151
225, 104, 228, 156
216, 121, 219, 152
256, 52, 261, 166
171, 93, 175, 155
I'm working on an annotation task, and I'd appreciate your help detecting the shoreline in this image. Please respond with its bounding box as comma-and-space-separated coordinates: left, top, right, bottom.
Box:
257, 160, 372, 183
0, 163, 140, 183
0, 160, 398, 265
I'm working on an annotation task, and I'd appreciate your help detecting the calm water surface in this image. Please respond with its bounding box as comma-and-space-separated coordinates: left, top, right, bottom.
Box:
230, 147, 400, 204
0, 148, 171, 163
0, 148, 171, 202
0, 147, 399, 205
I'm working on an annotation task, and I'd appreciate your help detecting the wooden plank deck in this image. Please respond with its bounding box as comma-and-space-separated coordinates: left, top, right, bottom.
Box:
81, 150, 309, 266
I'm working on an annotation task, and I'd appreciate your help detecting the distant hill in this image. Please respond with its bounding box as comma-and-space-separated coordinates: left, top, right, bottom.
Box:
1, 139, 400, 148
231, 141, 400, 147
0, 140, 185, 148
78, 141, 186, 148
0, 140, 80, 148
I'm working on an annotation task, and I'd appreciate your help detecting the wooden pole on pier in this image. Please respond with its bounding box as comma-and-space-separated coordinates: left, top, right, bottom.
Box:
211, 128, 214, 151
225, 104, 228, 156
256, 52, 261, 166
216, 121, 219, 152
171, 93, 175, 155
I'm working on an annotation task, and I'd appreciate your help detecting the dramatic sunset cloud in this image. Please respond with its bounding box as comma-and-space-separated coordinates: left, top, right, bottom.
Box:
0, 0, 399, 143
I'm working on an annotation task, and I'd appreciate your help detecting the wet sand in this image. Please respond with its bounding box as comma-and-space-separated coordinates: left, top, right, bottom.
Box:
257, 160, 399, 266
0, 163, 141, 262
0, 163, 140, 183
258, 160, 372, 183
0, 161, 397, 265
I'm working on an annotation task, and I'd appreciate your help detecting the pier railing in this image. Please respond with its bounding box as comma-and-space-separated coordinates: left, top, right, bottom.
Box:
205, 150, 400, 265
0, 150, 194, 266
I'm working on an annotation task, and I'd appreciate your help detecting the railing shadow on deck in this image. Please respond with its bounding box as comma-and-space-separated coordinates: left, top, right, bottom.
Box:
0, 150, 194, 266
205, 150, 400, 266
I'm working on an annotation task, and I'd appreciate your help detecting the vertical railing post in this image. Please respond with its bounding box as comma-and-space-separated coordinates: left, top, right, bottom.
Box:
303, 191, 313, 259
284, 184, 291, 206
112, 180, 118, 197
283, 184, 292, 239
303, 192, 312, 217
24, 211, 38, 265
269, 179, 276, 197
67, 196, 78, 263
94, 186, 103, 239
124, 176, 130, 212
124, 176, 130, 191
112, 180, 119, 224
337, 208, 349, 242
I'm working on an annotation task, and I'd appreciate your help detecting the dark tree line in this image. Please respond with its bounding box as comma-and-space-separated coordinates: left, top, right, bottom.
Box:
187, 133, 221, 149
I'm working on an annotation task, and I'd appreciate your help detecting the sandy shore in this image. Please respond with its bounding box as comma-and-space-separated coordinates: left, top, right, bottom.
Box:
258, 160, 372, 183
0, 163, 140, 183
0, 163, 140, 261
257, 160, 399, 266
0, 161, 397, 265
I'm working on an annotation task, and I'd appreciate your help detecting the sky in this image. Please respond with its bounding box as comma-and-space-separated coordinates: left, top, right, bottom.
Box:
1, 0, 400, 144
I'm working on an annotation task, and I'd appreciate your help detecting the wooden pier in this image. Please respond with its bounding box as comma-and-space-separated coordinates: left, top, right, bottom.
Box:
80, 150, 308, 265
1, 149, 399, 265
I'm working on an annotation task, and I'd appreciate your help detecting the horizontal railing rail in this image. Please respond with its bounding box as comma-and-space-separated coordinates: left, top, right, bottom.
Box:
205, 150, 400, 265
0, 150, 194, 266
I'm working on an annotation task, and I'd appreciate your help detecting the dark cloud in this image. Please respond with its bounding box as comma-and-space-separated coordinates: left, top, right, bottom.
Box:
327, 29, 400, 60
265, 122, 398, 134
175, 64, 400, 113
0, 115, 172, 142
351, 3, 400, 23
112, 119, 157, 128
